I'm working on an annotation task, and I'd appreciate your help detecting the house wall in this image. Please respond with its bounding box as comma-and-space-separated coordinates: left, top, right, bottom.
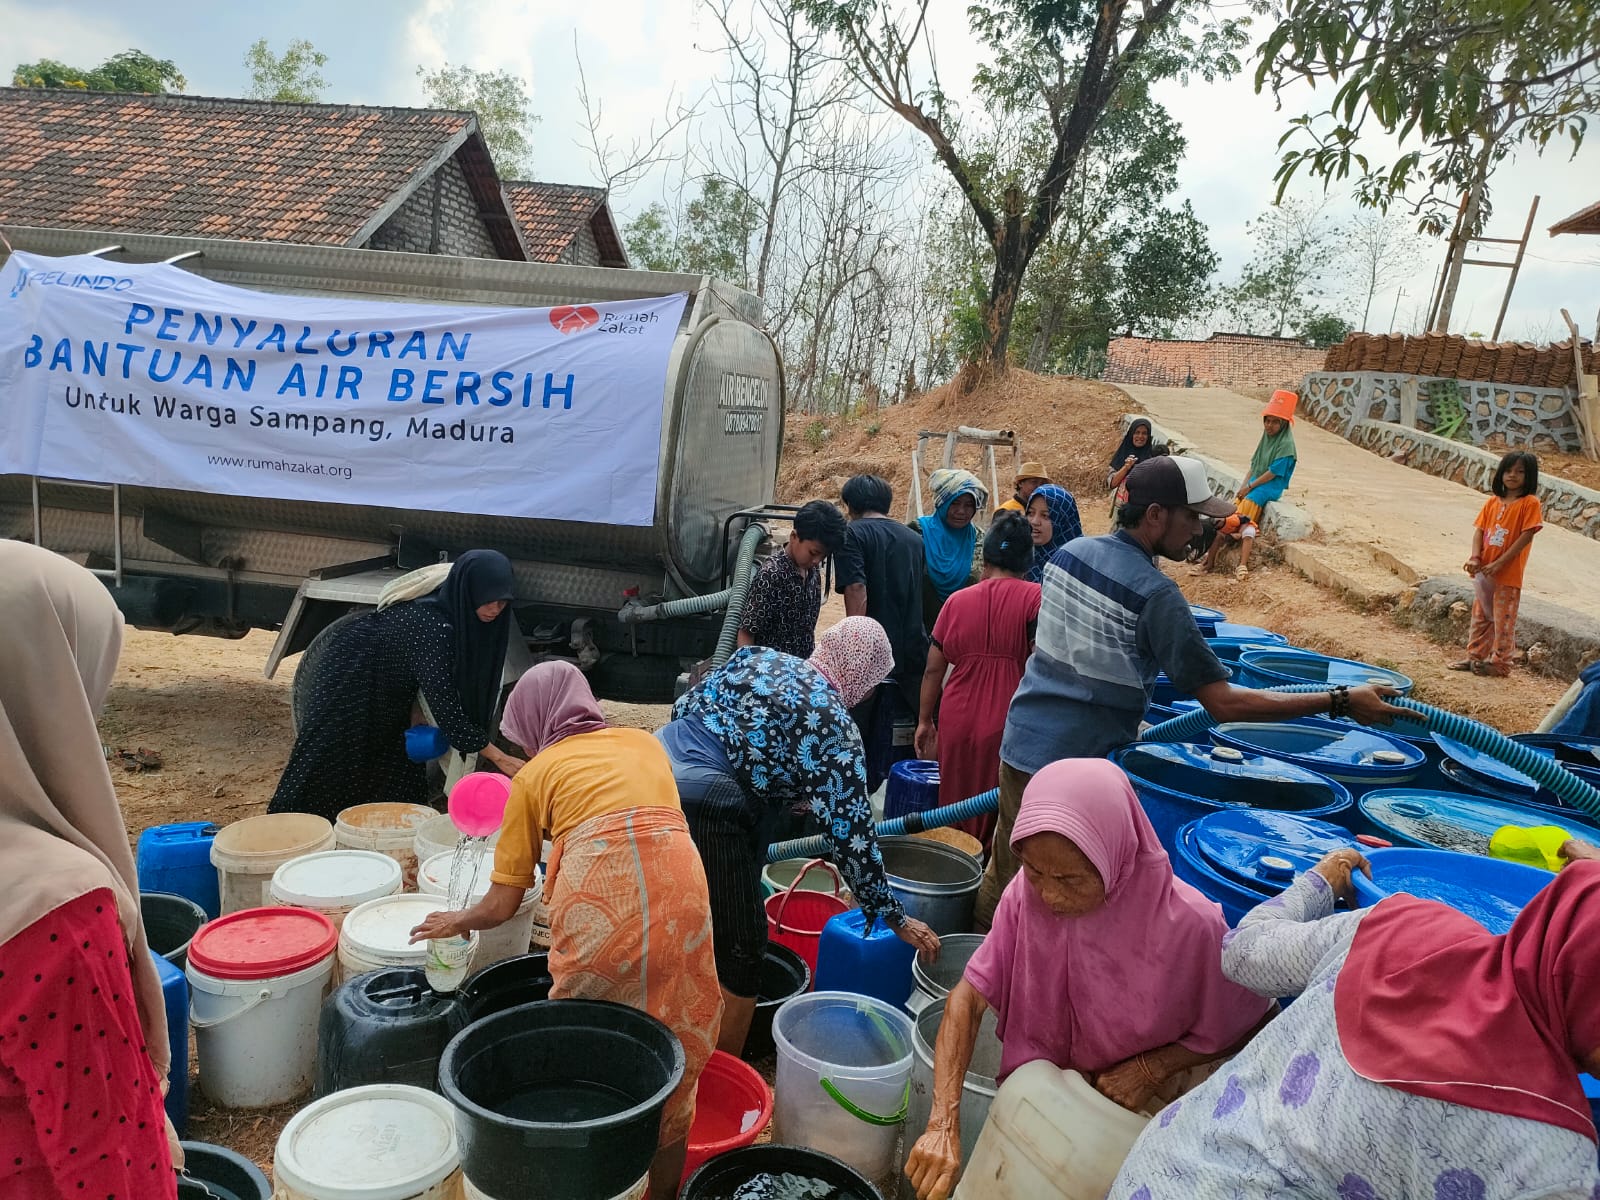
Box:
364, 155, 498, 258
1102, 335, 1326, 390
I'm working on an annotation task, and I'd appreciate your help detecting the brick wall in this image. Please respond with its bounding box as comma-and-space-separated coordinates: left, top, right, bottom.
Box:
559, 223, 600, 267
1102, 335, 1327, 390
364, 155, 499, 258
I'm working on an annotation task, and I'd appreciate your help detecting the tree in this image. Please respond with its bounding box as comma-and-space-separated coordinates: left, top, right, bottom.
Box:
1257, 0, 1599, 231
1299, 313, 1354, 349
244, 38, 328, 103
796, 0, 1249, 372
622, 178, 760, 283
1222, 199, 1344, 338
1344, 211, 1426, 331
13, 49, 185, 93
623, 205, 681, 273
418, 64, 538, 178
1113, 203, 1218, 337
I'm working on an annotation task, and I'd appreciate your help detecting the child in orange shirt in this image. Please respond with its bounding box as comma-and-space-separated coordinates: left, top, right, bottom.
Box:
1451, 451, 1543, 677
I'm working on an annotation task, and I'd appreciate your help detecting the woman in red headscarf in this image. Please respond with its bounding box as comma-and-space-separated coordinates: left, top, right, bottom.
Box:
411, 661, 721, 1200
1108, 846, 1600, 1200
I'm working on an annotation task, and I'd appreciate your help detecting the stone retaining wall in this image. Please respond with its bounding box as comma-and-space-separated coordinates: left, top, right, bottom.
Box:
1301, 371, 1581, 452
1349, 419, 1600, 539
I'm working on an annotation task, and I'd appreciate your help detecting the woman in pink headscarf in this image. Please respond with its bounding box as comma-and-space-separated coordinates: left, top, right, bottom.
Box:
904, 759, 1274, 1200
412, 661, 720, 1200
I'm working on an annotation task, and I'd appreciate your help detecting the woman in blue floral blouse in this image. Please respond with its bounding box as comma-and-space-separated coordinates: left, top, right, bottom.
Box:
659, 616, 941, 1054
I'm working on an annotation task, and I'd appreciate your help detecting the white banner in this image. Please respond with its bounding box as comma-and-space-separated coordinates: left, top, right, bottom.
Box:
0, 252, 688, 525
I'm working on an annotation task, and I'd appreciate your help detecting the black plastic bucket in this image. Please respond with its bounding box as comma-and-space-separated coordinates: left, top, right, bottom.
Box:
141, 891, 208, 968
458, 951, 553, 1024
743, 942, 811, 1062
316, 968, 467, 1097
681, 1143, 878, 1199
440, 999, 685, 1200
176, 1141, 271, 1200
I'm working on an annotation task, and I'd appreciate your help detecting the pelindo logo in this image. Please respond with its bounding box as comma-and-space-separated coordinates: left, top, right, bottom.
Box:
549, 305, 600, 335
10, 269, 135, 298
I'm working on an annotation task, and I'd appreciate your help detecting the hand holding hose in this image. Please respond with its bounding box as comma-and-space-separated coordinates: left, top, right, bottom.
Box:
1346, 684, 1411, 727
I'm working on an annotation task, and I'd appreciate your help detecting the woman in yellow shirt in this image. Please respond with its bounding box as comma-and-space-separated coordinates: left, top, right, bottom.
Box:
412, 661, 721, 1200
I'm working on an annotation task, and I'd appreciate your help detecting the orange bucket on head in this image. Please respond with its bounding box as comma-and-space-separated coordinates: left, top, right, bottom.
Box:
1263, 389, 1298, 422
764, 859, 850, 976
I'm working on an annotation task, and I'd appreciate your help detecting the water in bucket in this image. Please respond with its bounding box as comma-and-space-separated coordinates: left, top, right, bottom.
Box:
426, 834, 491, 993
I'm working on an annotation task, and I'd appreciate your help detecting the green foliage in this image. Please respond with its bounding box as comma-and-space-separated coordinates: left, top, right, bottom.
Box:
865, 420, 882, 437
1222, 199, 1345, 338
418, 63, 538, 178
1256, 0, 1599, 228
1298, 312, 1353, 348
623, 204, 681, 273
13, 49, 185, 93
621, 178, 759, 286
244, 38, 328, 103
803, 418, 830, 449
1114, 203, 1218, 336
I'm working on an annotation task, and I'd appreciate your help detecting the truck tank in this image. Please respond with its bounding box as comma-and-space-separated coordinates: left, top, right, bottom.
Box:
0, 225, 786, 702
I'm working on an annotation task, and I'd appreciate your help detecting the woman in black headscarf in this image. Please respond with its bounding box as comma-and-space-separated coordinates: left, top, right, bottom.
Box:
269, 550, 524, 818
1107, 418, 1157, 490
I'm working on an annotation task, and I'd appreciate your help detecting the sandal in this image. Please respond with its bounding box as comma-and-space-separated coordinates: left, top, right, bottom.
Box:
1447, 660, 1478, 672
1234, 566, 1249, 578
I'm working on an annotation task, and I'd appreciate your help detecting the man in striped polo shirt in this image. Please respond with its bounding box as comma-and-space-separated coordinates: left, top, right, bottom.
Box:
976, 455, 1406, 927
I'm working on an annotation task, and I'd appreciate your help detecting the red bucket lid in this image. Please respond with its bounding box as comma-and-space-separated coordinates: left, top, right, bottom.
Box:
187, 907, 337, 980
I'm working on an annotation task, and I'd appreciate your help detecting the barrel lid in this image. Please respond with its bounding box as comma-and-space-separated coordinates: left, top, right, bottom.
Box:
1192, 809, 1356, 891
1212, 719, 1425, 777
270, 850, 402, 908
1432, 734, 1547, 794
1189, 604, 1225, 623
1236, 648, 1413, 693
1358, 788, 1598, 855
187, 907, 337, 980
1209, 623, 1287, 644
340, 893, 448, 957
416, 849, 540, 906
1352, 846, 1550, 934
273, 1083, 459, 1200
1119, 741, 1336, 787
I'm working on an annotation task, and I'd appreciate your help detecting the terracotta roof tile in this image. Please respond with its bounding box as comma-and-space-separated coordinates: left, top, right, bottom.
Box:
0, 89, 521, 253
502, 180, 627, 266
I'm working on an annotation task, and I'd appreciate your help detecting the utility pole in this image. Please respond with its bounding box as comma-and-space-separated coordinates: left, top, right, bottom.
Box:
1389, 288, 1406, 332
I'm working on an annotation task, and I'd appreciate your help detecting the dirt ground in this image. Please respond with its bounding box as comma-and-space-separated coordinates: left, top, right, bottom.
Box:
118, 368, 1568, 1178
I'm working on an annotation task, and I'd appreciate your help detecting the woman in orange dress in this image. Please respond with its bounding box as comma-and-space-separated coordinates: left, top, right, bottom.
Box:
914, 513, 1041, 852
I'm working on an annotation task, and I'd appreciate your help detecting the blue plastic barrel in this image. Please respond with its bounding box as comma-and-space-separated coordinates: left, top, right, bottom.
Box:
1189, 605, 1226, 636
1435, 738, 1600, 821
1351, 846, 1552, 933
1209, 718, 1425, 798
1510, 733, 1600, 768
1358, 788, 1598, 857
1210, 623, 1288, 645
1152, 664, 1231, 708
884, 759, 941, 822
137, 822, 221, 919
1206, 638, 1290, 665
150, 949, 188, 1135
1235, 648, 1414, 696
1111, 742, 1352, 853
813, 908, 916, 1011
1172, 809, 1358, 926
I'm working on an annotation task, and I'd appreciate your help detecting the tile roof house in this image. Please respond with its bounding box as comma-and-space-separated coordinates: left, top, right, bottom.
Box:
1550, 200, 1600, 238
0, 89, 628, 268
502, 181, 629, 268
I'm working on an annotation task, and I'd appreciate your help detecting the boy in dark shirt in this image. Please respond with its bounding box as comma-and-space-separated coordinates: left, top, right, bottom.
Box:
737, 499, 848, 658
834, 474, 928, 789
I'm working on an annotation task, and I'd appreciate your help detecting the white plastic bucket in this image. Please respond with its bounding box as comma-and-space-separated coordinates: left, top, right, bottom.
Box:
274, 1083, 463, 1200
335, 803, 439, 890
211, 813, 336, 915
416, 849, 539, 968
339, 893, 459, 979
772, 990, 915, 1182
270, 850, 404, 932
185, 907, 339, 1109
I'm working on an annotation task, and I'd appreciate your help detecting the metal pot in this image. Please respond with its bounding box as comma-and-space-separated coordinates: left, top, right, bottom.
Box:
879, 836, 983, 935
906, 933, 986, 1015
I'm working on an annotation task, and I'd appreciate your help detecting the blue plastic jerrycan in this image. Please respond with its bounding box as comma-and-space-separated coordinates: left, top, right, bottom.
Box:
137, 821, 221, 919
150, 949, 188, 1135
813, 908, 916, 1010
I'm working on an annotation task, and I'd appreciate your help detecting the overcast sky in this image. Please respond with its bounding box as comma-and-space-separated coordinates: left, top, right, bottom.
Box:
5, 0, 1596, 342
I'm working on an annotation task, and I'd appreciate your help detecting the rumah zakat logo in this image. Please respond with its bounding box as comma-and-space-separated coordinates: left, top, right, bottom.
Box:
549, 305, 600, 335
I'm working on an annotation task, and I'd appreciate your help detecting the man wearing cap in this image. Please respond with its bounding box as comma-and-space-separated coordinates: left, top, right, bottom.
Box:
975, 455, 1409, 927
996, 462, 1050, 516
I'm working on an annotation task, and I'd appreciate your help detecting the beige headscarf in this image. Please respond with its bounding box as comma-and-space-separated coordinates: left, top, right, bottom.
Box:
0, 541, 169, 1079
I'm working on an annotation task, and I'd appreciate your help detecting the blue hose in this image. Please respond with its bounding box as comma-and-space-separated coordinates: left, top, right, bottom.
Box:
763, 788, 999, 864
1140, 688, 1600, 821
